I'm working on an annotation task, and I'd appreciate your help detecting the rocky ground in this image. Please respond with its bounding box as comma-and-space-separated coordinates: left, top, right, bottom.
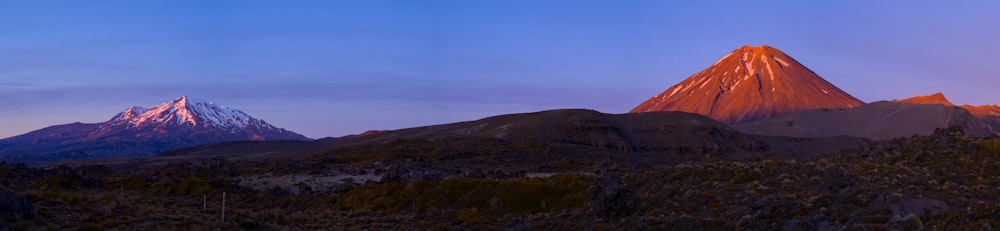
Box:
3, 127, 1000, 230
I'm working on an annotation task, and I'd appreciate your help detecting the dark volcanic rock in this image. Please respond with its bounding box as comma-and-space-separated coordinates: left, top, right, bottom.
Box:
892, 197, 948, 219
591, 173, 638, 218
819, 168, 856, 194
0, 189, 34, 220
464, 168, 486, 179
783, 215, 838, 231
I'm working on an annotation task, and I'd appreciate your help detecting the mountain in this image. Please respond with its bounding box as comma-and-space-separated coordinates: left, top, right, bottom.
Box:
0, 96, 309, 165
733, 101, 992, 140
630, 45, 864, 124
894, 92, 1000, 134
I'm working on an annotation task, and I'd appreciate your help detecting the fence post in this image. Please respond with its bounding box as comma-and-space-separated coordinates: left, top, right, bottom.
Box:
222, 192, 226, 223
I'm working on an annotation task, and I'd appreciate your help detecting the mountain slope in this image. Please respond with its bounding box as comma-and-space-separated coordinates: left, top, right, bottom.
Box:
733, 101, 991, 140
894, 92, 1000, 135
0, 96, 308, 165
273, 109, 869, 162
630, 45, 864, 124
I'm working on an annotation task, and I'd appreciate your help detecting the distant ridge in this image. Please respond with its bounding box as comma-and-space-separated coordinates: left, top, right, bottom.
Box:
895, 92, 1000, 135
734, 101, 992, 140
274, 109, 870, 162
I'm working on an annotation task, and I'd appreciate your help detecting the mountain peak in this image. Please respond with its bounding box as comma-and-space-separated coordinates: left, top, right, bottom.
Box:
172, 95, 210, 109
739, 45, 769, 51
894, 92, 954, 106
111, 106, 148, 122
110, 96, 261, 130
631, 45, 864, 124
737, 45, 779, 53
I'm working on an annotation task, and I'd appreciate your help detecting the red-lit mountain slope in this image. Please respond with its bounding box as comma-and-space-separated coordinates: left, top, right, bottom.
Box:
630, 45, 864, 124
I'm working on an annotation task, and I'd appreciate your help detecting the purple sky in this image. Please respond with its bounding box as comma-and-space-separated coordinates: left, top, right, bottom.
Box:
2, 1, 999, 139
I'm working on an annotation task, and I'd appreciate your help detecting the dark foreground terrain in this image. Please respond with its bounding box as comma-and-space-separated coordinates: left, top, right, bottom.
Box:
3, 127, 1000, 230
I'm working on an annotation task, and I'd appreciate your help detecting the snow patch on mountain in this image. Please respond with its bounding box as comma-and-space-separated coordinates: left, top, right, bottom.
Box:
772, 56, 790, 67
764, 58, 775, 80
112, 106, 148, 122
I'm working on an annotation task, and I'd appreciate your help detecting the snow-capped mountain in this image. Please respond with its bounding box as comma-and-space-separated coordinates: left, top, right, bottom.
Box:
0, 96, 309, 165
630, 45, 864, 124
106, 96, 286, 132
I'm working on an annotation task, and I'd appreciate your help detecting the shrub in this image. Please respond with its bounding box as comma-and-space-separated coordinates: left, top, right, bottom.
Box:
336, 174, 591, 216
175, 176, 215, 196
435, 178, 499, 209
112, 176, 149, 191
455, 207, 487, 222
494, 179, 549, 213
50, 191, 87, 205
339, 182, 405, 212
38, 174, 86, 190
494, 174, 591, 214
979, 139, 1000, 157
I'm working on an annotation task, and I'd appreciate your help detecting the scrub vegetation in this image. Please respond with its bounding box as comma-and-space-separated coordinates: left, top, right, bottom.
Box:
3, 127, 1000, 230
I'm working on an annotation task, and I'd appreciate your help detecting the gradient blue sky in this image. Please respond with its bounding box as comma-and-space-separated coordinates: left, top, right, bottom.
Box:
2, 1, 999, 139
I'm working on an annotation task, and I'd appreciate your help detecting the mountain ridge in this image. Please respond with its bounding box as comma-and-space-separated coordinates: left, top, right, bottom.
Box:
892, 92, 954, 106
894, 92, 1000, 118
260, 109, 870, 163
734, 101, 992, 140
894, 92, 1000, 135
